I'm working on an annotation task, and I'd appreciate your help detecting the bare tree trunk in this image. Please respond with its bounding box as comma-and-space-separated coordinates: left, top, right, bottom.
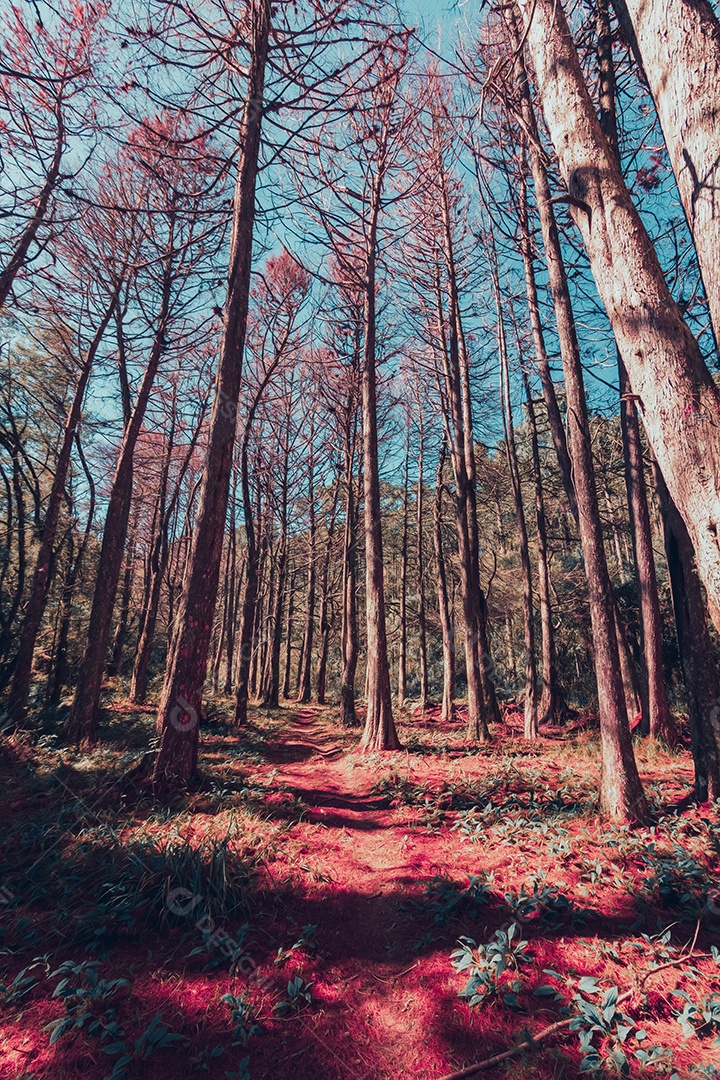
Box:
510, 4, 648, 821
316, 472, 339, 706
359, 201, 400, 752
494, 250, 537, 738
513, 56, 641, 724
264, 510, 288, 708
612, 0, 720, 354
210, 547, 231, 697
68, 277, 172, 748
653, 460, 720, 800
316, 560, 331, 706
595, 0, 675, 744
130, 404, 203, 705
223, 474, 239, 695
416, 423, 429, 712
457, 314, 500, 726
515, 0, 720, 636
251, 537, 269, 699
620, 363, 675, 741
514, 184, 569, 722
433, 441, 456, 724
340, 436, 360, 727
297, 430, 316, 705
107, 517, 136, 679
234, 471, 262, 726
397, 427, 410, 706
153, 0, 271, 789
438, 169, 499, 729
520, 362, 568, 725
282, 567, 295, 701
517, 180, 578, 523
264, 550, 286, 707
613, 600, 641, 724
8, 296, 117, 725
434, 264, 489, 741
48, 435, 95, 709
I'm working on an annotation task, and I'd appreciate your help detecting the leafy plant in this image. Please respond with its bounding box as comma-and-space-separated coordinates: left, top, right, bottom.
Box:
103, 1014, 188, 1079
190, 1044, 225, 1071
570, 979, 644, 1075
0, 955, 50, 1004
273, 976, 312, 1017
274, 923, 317, 965
45, 961, 130, 1045
450, 923, 531, 1008
505, 875, 581, 928
223, 1057, 251, 1080
221, 992, 262, 1045
633, 1044, 676, 1074
672, 989, 720, 1040
413, 874, 491, 930
641, 845, 719, 917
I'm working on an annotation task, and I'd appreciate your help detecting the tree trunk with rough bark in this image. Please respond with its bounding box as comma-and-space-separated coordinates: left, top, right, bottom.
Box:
107, 519, 136, 678
340, 435, 360, 728
360, 195, 400, 752
439, 168, 499, 728
511, 3, 649, 821
416, 425, 429, 713
316, 471, 339, 706
153, 0, 271, 789
48, 436, 95, 709
433, 441, 456, 724
282, 568, 295, 701
397, 430, 410, 707
595, 0, 675, 744
297, 431, 316, 705
520, 362, 568, 725
653, 460, 720, 800
494, 251, 537, 738
434, 263, 488, 742
620, 360, 675, 742
514, 0, 720, 638
612, 0, 720, 354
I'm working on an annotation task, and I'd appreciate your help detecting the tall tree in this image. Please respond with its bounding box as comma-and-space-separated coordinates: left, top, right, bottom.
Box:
234, 255, 309, 726
502, 7, 648, 820
69, 119, 214, 747
433, 439, 456, 724
596, 0, 674, 744
513, 0, 720, 639
154, 0, 272, 783
611, 0, 720, 354
492, 245, 538, 738
7, 285, 119, 725
153, 0, 395, 786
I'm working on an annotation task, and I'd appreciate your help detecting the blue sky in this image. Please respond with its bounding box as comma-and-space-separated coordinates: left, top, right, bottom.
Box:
403, 0, 459, 33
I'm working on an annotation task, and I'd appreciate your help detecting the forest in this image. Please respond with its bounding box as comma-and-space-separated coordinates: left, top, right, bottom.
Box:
1, 0, 720, 1076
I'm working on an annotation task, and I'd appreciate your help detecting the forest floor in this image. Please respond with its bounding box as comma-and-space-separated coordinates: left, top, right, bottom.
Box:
1, 701, 720, 1079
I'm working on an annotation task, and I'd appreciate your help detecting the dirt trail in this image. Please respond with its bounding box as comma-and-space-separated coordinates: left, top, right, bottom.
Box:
250, 707, 477, 1080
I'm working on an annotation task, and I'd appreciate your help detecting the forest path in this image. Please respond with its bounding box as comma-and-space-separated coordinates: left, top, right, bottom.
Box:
249, 704, 468, 1079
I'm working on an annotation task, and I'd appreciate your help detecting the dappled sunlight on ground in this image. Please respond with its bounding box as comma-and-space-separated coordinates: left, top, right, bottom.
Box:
0, 702, 719, 1078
